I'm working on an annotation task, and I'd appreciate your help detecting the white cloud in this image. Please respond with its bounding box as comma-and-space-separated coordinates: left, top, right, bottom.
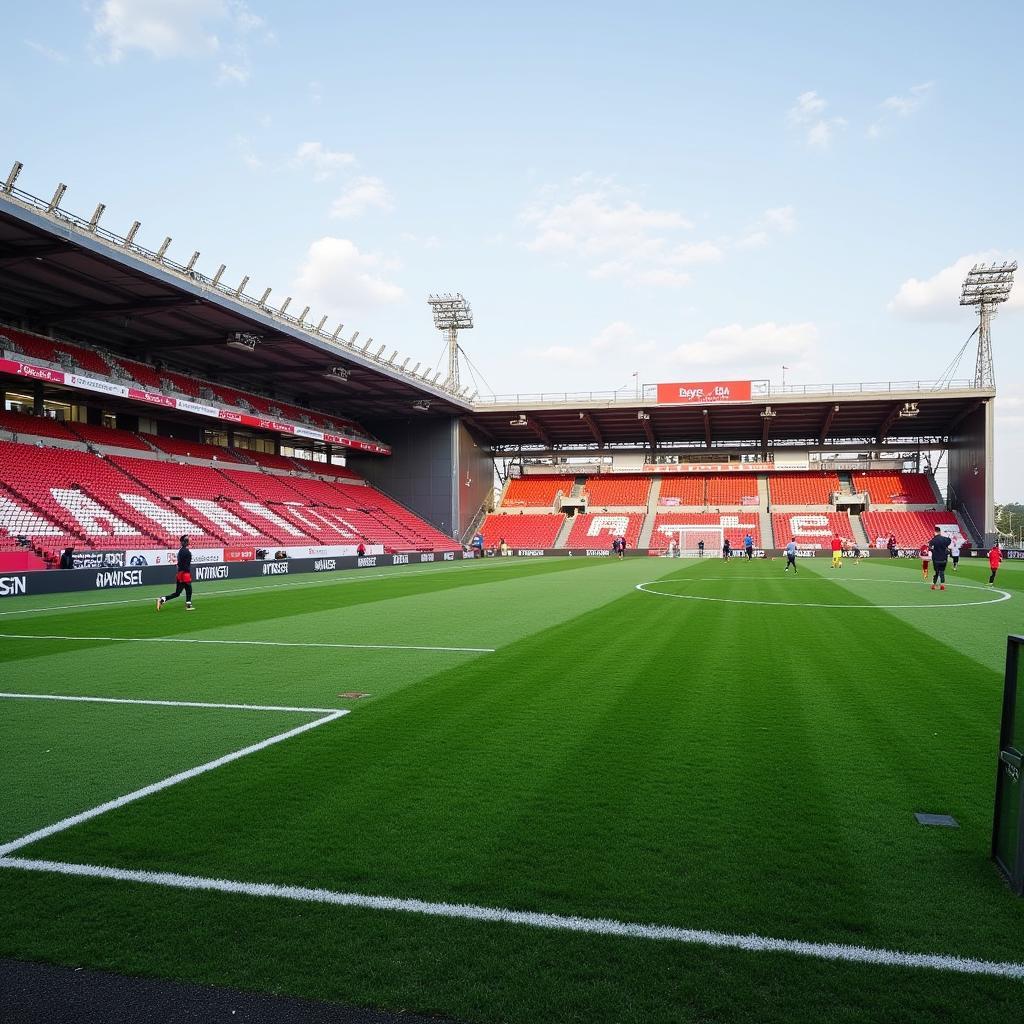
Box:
293, 237, 403, 312
527, 321, 656, 367
234, 134, 262, 170
787, 91, 846, 149
869, 82, 934, 139
292, 141, 356, 181
672, 322, 819, 368
329, 177, 394, 219
521, 181, 725, 289
888, 252, 1022, 322
763, 206, 796, 233
25, 40, 68, 63
91, 0, 268, 79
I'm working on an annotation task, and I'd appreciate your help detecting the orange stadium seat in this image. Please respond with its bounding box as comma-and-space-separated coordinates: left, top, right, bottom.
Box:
706, 474, 758, 505
657, 475, 706, 505
502, 475, 571, 507
768, 471, 840, 505
853, 472, 936, 505
566, 512, 644, 548
479, 513, 563, 549
771, 511, 856, 548
582, 475, 651, 506
861, 510, 966, 549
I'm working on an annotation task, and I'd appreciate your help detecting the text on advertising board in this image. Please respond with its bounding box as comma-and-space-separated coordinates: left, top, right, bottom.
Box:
655, 380, 752, 404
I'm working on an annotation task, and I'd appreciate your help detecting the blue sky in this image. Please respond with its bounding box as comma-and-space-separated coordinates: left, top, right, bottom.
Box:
3, 1, 1022, 498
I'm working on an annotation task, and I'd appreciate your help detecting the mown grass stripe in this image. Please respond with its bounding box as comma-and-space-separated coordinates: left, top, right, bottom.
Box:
1, 857, 1022, 980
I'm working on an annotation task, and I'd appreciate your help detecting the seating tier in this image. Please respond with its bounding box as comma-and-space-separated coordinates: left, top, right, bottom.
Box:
479, 513, 563, 549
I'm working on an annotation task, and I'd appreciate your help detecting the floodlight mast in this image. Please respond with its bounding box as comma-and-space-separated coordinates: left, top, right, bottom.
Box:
959, 261, 1017, 388
427, 292, 473, 390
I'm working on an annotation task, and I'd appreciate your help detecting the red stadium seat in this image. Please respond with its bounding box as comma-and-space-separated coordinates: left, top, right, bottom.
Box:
853, 472, 937, 505
861, 510, 966, 549
653, 512, 761, 550
502, 475, 572, 507
771, 511, 856, 548
566, 512, 644, 548
582, 475, 651, 507
768, 472, 840, 505
657, 475, 705, 505
479, 513, 563, 548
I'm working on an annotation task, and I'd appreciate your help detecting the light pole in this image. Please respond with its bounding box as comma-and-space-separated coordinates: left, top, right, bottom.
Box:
960, 261, 1017, 388
633, 371, 639, 399
427, 293, 473, 391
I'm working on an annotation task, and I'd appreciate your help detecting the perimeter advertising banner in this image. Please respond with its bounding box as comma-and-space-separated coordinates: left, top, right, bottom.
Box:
0, 355, 391, 454
656, 380, 752, 404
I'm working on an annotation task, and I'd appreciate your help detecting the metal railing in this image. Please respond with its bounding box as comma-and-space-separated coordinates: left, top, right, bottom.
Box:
0, 180, 471, 405
472, 378, 982, 406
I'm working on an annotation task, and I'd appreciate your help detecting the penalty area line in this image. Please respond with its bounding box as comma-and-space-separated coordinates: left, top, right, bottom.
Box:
0, 859, 1021, 981
0, 710, 346, 858
0, 692, 345, 715
0, 634, 494, 654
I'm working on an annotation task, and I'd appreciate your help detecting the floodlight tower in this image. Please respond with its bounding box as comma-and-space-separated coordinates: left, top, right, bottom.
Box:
428, 293, 473, 390
960, 261, 1017, 388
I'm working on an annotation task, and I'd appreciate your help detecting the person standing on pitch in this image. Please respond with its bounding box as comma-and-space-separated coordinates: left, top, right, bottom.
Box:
722, 537, 732, 560
919, 541, 930, 581
743, 532, 754, 560
950, 536, 963, 571
157, 535, 194, 611
830, 534, 843, 570
784, 537, 798, 573
928, 526, 952, 591
988, 543, 1002, 586
697, 539, 705, 558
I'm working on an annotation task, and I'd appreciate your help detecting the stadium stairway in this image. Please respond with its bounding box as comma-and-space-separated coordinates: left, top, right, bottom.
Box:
638, 478, 662, 547
851, 514, 870, 548
553, 513, 575, 548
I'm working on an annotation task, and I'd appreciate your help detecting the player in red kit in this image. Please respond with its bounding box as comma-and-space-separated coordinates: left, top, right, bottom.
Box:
919, 542, 930, 580
988, 544, 1003, 586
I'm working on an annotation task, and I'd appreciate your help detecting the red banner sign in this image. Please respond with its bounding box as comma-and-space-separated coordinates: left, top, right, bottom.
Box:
656, 380, 752, 404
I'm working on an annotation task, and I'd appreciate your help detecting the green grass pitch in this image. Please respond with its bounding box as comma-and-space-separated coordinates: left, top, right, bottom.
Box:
1, 554, 1022, 1023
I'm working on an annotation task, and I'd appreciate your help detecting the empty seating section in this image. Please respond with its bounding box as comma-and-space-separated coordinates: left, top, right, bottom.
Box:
480, 513, 562, 549
234, 449, 299, 471
111, 458, 257, 502
653, 513, 761, 549
0, 327, 61, 362
215, 468, 304, 504
307, 461, 362, 480
0, 409, 78, 441
143, 435, 244, 462
68, 421, 154, 451
566, 512, 644, 549
706, 474, 758, 505
111, 357, 165, 390
658, 475, 705, 505
771, 512, 856, 548
53, 345, 110, 376
768, 471, 840, 505
861, 511, 965, 548
158, 370, 202, 398
502, 475, 571, 507
583, 475, 651, 507
854, 472, 936, 505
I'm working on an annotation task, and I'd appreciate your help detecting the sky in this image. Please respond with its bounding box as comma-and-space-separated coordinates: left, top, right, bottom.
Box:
2, 1, 1022, 498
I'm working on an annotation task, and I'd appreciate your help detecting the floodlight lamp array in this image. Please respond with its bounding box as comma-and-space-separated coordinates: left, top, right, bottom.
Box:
428, 292, 474, 331
960, 261, 1017, 306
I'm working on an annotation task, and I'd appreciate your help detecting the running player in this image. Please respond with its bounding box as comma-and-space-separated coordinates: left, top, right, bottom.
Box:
722, 538, 732, 560
830, 534, 843, 570
919, 541, 930, 580
928, 526, 952, 591
157, 535, 194, 611
950, 536, 963, 572
988, 543, 1002, 586
784, 537, 798, 573
743, 532, 754, 560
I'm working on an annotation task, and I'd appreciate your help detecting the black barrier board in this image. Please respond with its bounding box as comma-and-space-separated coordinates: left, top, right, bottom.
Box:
993, 635, 1024, 895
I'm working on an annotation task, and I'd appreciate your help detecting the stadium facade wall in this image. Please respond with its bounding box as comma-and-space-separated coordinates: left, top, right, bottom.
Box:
947, 401, 995, 544
348, 416, 491, 541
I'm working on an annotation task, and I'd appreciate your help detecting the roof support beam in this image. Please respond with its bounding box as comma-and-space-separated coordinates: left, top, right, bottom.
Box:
641, 415, 657, 451
819, 403, 839, 444
946, 399, 985, 435
876, 403, 903, 445
527, 416, 552, 448
38, 297, 201, 323
579, 411, 604, 447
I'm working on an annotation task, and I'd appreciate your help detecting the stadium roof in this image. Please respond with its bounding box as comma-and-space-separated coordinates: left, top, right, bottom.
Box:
0, 175, 994, 456
0, 187, 470, 422
463, 386, 995, 454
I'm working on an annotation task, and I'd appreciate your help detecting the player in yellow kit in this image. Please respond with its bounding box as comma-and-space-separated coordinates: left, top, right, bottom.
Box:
830, 534, 843, 569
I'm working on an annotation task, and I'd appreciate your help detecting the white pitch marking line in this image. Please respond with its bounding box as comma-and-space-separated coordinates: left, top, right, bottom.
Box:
0, 858, 1021, 981
635, 578, 1012, 610
0, 692, 344, 715
0, 634, 494, 654
0, 560, 527, 619
0, 710, 346, 858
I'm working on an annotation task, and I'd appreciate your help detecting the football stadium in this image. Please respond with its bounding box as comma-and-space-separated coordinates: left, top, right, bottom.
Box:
2, 17, 1024, 1019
